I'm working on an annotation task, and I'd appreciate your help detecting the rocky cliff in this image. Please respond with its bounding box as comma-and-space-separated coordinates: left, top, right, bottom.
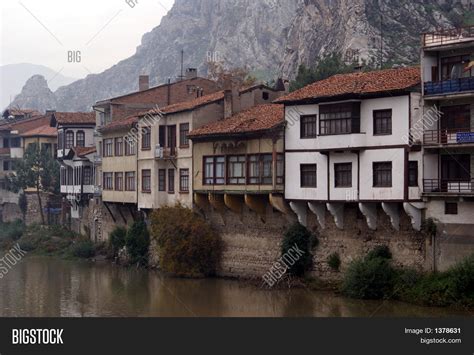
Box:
9, 0, 472, 112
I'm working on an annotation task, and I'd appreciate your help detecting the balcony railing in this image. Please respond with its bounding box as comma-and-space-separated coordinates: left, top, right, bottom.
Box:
424, 179, 474, 194
424, 77, 474, 96
423, 25, 474, 47
424, 128, 474, 145
154, 145, 177, 160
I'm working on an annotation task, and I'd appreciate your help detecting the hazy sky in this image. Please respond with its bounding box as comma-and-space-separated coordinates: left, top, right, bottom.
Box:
0, 0, 175, 78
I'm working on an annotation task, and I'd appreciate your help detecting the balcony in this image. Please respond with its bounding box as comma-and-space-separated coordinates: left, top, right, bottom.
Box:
424, 77, 474, 97
424, 128, 474, 146
154, 145, 177, 160
423, 25, 474, 48
424, 179, 474, 195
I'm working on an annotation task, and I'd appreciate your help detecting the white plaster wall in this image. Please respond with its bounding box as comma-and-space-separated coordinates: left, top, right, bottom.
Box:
285, 152, 328, 201
426, 200, 474, 225
329, 152, 358, 201
359, 148, 405, 201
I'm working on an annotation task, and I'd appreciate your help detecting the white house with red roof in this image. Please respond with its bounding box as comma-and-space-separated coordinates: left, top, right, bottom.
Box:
277, 67, 424, 231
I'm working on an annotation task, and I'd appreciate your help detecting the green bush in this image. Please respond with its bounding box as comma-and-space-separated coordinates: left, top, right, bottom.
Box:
281, 223, 316, 277
71, 239, 95, 258
0, 220, 26, 242
327, 252, 341, 271
109, 226, 127, 255
367, 245, 392, 260
126, 220, 150, 266
151, 205, 222, 277
342, 249, 395, 300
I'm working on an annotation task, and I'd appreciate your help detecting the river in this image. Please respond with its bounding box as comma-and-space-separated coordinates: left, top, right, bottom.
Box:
0, 256, 467, 317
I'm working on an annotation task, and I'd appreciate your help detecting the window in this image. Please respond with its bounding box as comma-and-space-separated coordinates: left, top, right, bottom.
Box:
441, 55, 473, 80
168, 169, 175, 193
440, 105, 470, 130
204, 156, 225, 185
142, 127, 151, 150
179, 123, 190, 147
10, 137, 21, 148
373, 162, 392, 187
65, 131, 74, 149
247, 154, 274, 185
158, 169, 166, 191
335, 163, 352, 187
84, 166, 92, 185
115, 137, 123, 156
57, 131, 63, 149
67, 167, 73, 185
3, 138, 9, 148
103, 139, 113, 157
114, 172, 123, 191
300, 164, 317, 188
3, 161, 10, 171
41, 143, 52, 153
76, 131, 85, 147
445, 202, 458, 215
159, 126, 166, 147
180, 169, 189, 192
124, 137, 136, 156
408, 161, 418, 187
142, 170, 151, 192
276, 154, 285, 185
125, 172, 136, 191
103, 173, 113, 190
300, 115, 317, 138
262, 92, 270, 100
227, 155, 246, 184
373, 109, 392, 135
319, 102, 360, 135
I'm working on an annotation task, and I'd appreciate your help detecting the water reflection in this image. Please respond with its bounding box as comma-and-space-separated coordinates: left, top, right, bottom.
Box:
0, 257, 466, 317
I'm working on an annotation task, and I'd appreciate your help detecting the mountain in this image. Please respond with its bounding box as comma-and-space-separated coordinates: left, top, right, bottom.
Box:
1, 63, 76, 110
9, 0, 472, 112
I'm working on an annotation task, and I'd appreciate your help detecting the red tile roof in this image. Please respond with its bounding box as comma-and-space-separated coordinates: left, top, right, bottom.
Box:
54, 112, 96, 125
21, 125, 57, 138
276, 67, 421, 104
189, 104, 284, 138
100, 115, 139, 133
8, 115, 51, 134
73, 146, 96, 157
161, 91, 225, 115
3, 108, 41, 117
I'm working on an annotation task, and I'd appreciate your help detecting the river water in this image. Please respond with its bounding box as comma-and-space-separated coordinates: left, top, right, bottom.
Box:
0, 257, 467, 317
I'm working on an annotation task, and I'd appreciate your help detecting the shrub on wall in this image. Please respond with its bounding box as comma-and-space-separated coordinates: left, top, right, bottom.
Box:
150, 205, 222, 277
342, 245, 395, 299
327, 252, 341, 271
125, 221, 150, 266
281, 223, 316, 277
109, 226, 127, 256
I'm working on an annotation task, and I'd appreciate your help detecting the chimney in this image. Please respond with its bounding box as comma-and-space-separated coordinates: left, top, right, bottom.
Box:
139, 75, 150, 91
223, 75, 240, 119
46, 109, 56, 117
186, 68, 198, 80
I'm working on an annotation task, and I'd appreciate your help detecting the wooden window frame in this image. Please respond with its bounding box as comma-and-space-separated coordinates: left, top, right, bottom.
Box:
373, 109, 392, 136
141, 169, 151, 193
179, 168, 189, 192
300, 115, 317, 139
373, 162, 392, 188
334, 163, 352, 188
300, 164, 317, 188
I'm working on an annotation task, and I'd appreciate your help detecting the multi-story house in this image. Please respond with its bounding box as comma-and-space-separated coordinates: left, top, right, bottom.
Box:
135, 84, 284, 213
188, 104, 285, 222
52, 112, 96, 222
276, 67, 423, 231
421, 25, 474, 238
2, 108, 40, 121
99, 81, 285, 220
0, 115, 51, 189
92, 70, 221, 193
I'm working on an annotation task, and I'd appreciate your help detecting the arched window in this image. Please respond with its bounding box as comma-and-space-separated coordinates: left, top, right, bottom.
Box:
65, 131, 74, 149
76, 131, 85, 147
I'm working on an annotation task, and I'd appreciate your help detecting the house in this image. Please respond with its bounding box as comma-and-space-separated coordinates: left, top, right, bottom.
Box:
98, 80, 285, 221
134, 83, 284, 213
2, 108, 41, 121
52, 111, 96, 223
276, 66, 423, 231
0, 115, 52, 190
421, 25, 474, 238
92, 70, 222, 199
188, 104, 285, 222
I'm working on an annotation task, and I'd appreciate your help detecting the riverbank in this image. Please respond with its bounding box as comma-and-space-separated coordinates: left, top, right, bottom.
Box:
1, 220, 473, 312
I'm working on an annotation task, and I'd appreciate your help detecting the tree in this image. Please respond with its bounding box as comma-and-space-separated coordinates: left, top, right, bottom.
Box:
7, 143, 60, 225
207, 61, 257, 89
289, 53, 356, 92
125, 220, 150, 266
